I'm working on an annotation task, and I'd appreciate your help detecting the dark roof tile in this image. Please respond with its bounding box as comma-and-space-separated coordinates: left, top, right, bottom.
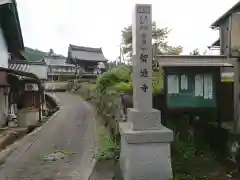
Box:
44, 55, 74, 67
211, 38, 220, 47
68, 44, 107, 62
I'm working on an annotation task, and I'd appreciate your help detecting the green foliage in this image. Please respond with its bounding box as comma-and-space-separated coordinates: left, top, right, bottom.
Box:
96, 65, 132, 93
110, 65, 132, 81
174, 139, 196, 161
121, 21, 183, 58
94, 125, 119, 161
152, 71, 164, 93
58, 75, 75, 81
96, 72, 121, 93
190, 48, 200, 55
112, 82, 132, 94
190, 48, 208, 55
23, 47, 47, 61
96, 65, 163, 94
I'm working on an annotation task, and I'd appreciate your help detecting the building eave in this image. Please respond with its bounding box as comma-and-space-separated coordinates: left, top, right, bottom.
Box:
1, 66, 41, 82
9, 59, 47, 66
211, 1, 240, 27
211, 38, 220, 46
155, 55, 233, 67
68, 44, 102, 53
0, 0, 24, 54
68, 44, 108, 63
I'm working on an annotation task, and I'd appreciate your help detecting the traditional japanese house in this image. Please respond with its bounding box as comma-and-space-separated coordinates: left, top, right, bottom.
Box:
0, 0, 42, 127
0, 0, 45, 128
44, 51, 77, 81
208, 1, 240, 77
67, 44, 108, 78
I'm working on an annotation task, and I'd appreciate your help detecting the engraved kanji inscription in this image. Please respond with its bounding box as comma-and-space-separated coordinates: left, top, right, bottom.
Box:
140, 53, 148, 63
140, 84, 148, 92
141, 33, 146, 38
137, 6, 150, 14
140, 68, 148, 77
140, 25, 148, 30
141, 47, 148, 53
141, 33, 147, 44
140, 15, 148, 24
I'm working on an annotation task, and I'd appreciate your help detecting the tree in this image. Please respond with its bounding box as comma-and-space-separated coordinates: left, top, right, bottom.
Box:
121, 21, 183, 58
190, 48, 200, 55
190, 48, 208, 55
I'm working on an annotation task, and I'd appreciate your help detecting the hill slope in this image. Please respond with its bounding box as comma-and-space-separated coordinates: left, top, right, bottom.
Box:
22, 47, 47, 61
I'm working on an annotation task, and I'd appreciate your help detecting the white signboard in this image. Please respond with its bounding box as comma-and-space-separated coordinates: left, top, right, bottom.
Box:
132, 4, 152, 111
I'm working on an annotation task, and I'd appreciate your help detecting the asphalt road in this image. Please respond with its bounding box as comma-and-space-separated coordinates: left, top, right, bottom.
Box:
0, 93, 95, 180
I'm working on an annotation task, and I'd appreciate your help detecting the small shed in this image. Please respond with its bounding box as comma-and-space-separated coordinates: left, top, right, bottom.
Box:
156, 55, 233, 122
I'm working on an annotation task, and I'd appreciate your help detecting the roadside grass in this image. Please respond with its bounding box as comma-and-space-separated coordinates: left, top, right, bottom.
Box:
94, 124, 118, 162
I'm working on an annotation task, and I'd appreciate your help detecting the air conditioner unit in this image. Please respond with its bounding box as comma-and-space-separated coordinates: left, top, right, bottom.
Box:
25, 83, 38, 91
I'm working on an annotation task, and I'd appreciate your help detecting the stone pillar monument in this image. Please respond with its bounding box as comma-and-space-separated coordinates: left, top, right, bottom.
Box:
119, 4, 173, 180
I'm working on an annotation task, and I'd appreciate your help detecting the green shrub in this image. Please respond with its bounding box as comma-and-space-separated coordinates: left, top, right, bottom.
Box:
96, 71, 121, 93
152, 71, 164, 93
96, 65, 132, 93
110, 65, 132, 82
112, 82, 132, 93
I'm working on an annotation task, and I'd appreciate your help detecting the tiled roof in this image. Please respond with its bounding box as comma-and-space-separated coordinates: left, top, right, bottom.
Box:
68, 44, 108, 62
9, 59, 46, 65
211, 1, 240, 27
9, 62, 48, 80
211, 38, 220, 47
9, 63, 30, 72
44, 55, 75, 67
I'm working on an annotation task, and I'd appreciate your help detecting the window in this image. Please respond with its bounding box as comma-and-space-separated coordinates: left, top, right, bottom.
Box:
167, 75, 179, 94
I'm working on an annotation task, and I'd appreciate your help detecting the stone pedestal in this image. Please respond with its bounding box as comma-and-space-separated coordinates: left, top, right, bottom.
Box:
119, 110, 173, 180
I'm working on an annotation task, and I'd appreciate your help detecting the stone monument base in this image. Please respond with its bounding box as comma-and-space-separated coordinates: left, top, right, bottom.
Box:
119, 122, 173, 180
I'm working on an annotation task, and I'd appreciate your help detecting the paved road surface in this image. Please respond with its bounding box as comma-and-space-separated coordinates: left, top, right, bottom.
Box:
0, 93, 95, 180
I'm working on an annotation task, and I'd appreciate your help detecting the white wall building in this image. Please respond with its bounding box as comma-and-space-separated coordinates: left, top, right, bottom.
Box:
0, 0, 25, 126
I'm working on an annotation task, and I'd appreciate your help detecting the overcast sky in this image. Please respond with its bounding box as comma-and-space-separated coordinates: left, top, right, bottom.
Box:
17, 0, 239, 60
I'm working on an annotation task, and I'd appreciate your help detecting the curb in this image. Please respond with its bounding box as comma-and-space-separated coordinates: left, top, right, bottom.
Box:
80, 99, 97, 180
85, 158, 97, 180
0, 107, 61, 165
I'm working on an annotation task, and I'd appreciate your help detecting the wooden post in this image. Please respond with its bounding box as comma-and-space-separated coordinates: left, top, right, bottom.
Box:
234, 59, 240, 133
